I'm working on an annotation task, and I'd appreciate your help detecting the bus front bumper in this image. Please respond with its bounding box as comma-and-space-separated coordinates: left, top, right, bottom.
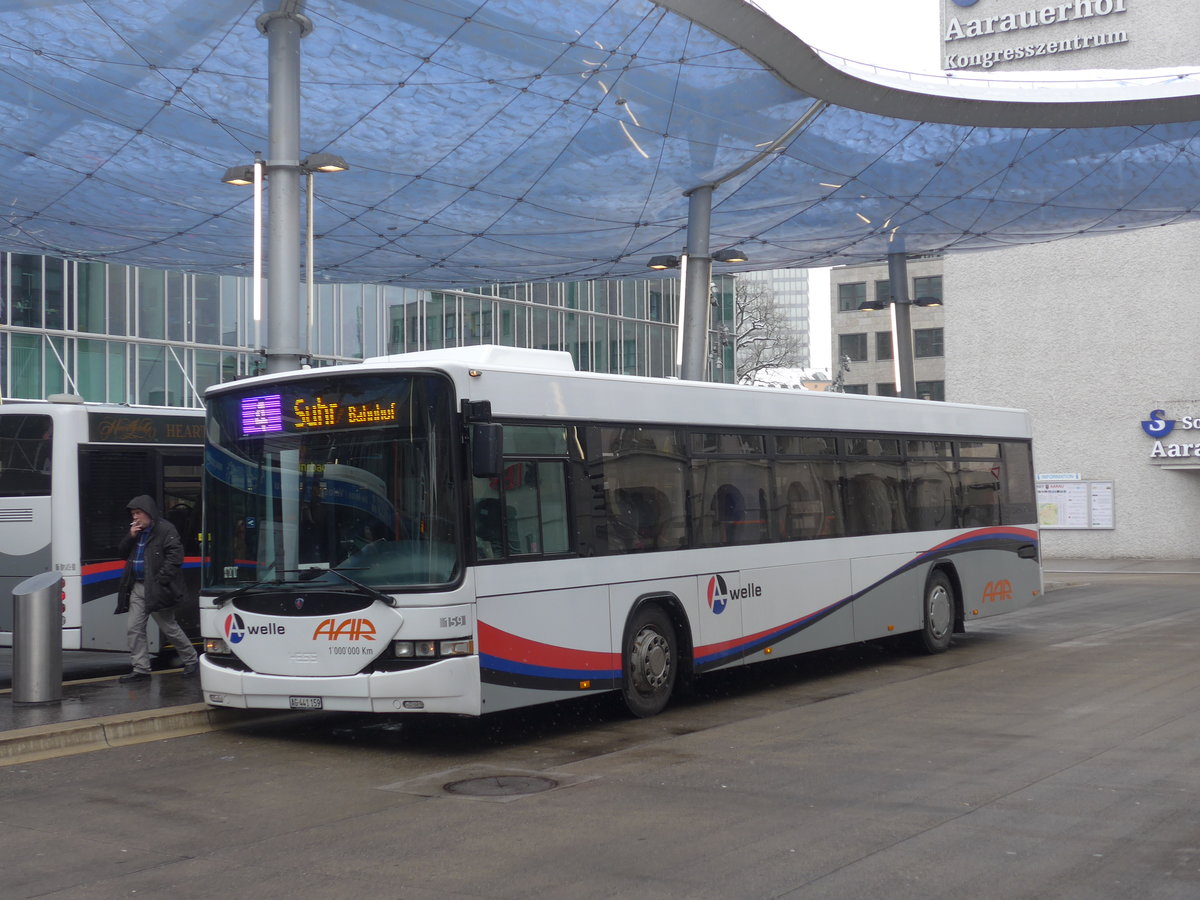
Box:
199, 655, 482, 716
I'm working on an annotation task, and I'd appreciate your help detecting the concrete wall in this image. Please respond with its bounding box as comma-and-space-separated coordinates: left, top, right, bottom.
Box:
945, 221, 1200, 559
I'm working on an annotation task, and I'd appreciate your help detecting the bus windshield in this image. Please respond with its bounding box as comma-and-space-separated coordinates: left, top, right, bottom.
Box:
202, 372, 460, 591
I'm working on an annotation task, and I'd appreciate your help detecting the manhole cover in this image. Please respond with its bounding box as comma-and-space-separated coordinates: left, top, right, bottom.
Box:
443, 775, 558, 797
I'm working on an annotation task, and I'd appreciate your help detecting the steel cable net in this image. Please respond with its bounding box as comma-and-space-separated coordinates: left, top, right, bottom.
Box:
0, 0, 1197, 287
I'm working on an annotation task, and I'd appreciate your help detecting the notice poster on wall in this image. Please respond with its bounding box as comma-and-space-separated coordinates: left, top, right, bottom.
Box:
1036, 480, 1115, 530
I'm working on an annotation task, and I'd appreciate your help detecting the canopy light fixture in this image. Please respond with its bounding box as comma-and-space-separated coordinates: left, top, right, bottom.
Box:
648, 254, 680, 270
221, 164, 256, 186
913, 295, 943, 307
712, 248, 748, 263
301, 153, 350, 174
857, 299, 888, 311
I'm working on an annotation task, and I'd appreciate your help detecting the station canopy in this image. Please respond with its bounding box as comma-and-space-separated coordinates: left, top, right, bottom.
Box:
1, 0, 1198, 287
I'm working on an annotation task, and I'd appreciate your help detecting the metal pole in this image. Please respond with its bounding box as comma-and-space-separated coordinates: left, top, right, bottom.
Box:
887, 247, 917, 400
679, 185, 713, 381
306, 169, 314, 361
257, 7, 312, 375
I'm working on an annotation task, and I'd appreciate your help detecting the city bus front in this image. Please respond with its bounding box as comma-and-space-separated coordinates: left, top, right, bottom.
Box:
199, 369, 482, 714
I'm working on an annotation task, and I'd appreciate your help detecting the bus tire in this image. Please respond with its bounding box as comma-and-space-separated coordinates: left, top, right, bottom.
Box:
621, 605, 677, 717
919, 569, 955, 654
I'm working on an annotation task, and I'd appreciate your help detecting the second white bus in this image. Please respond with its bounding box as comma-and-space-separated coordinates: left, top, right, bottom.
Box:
0, 398, 204, 652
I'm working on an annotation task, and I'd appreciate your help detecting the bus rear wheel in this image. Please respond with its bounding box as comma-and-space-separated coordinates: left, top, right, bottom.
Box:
919, 570, 955, 654
621, 605, 677, 718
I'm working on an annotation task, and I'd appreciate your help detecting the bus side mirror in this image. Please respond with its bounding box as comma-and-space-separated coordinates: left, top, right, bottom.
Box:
472, 423, 503, 478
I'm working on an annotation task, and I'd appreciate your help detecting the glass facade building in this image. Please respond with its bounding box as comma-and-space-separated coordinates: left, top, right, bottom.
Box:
0, 253, 736, 405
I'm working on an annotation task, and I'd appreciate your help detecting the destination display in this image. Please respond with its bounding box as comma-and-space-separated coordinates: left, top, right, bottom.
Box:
239, 390, 399, 437
221, 374, 439, 440
88, 411, 204, 444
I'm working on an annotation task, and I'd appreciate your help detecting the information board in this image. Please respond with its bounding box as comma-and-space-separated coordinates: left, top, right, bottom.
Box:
1036, 480, 1114, 530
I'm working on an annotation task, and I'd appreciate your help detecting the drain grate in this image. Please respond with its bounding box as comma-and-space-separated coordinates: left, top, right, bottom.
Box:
443, 775, 559, 798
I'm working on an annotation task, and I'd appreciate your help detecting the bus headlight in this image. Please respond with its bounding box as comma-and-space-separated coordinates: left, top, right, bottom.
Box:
205, 637, 230, 655
392, 638, 474, 659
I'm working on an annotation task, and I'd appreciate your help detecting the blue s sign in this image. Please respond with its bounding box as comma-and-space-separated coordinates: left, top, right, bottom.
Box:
1142, 410, 1175, 437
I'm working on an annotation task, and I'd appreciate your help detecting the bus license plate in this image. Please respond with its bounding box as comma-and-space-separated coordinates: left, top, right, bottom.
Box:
289, 696, 323, 710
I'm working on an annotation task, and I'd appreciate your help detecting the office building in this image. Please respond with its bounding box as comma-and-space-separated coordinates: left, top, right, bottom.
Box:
0, 252, 735, 405
828, 256, 945, 400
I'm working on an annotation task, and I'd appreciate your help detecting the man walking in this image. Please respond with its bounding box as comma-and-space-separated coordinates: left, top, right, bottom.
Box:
114, 494, 199, 682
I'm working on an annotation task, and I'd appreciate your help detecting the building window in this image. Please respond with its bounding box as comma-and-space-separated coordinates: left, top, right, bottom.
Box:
875, 331, 892, 360
913, 275, 943, 305
876, 382, 897, 397
914, 327, 944, 358
842, 384, 868, 395
916, 380, 945, 402
874, 279, 891, 304
839, 332, 868, 362
837, 282, 865, 312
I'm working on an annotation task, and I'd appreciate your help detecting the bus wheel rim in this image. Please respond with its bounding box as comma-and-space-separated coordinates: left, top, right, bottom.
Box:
929, 584, 952, 639
631, 628, 671, 693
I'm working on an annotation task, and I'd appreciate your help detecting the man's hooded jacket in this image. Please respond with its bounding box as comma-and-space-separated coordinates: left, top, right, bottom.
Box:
115, 494, 186, 615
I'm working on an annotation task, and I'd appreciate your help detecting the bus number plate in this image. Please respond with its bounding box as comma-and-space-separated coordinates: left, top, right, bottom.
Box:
289, 696, 323, 710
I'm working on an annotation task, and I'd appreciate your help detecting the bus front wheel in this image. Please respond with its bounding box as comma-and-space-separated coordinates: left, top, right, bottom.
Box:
919, 570, 955, 654
621, 605, 677, 717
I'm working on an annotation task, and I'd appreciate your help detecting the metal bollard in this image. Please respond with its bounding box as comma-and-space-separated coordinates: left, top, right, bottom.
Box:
12, 571, 64, 705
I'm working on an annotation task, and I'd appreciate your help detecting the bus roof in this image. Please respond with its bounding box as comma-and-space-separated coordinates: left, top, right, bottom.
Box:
207, 346, 1033, 441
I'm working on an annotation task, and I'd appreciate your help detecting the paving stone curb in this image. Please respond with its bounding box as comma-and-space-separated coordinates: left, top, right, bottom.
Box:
0, 704, 283, 766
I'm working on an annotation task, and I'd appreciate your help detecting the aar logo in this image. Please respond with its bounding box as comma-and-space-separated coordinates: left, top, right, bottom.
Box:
707, 575, 730, 615
312, 617, 377, 640
224, 613, 246, 644
1141, 409, 1175, 437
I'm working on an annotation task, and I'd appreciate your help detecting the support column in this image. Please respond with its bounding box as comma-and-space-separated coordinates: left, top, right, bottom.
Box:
679, 185, 713, 381
887, 247, 916, 400
257, 8, 312, 375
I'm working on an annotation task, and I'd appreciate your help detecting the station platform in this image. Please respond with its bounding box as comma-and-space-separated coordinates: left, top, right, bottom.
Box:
0, 650, 270, 767
0, 558, 1196, 766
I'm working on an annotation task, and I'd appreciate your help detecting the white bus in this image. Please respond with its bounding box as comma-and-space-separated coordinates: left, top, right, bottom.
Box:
0, 398, 204, 652
198, 346, 1041, 717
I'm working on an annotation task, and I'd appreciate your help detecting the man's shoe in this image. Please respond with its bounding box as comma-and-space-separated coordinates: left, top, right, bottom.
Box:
181, 661, 199, 676
119, 671, 151, 683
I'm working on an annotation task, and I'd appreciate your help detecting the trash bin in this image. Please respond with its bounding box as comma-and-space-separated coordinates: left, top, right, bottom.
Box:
12, 570, 64, 705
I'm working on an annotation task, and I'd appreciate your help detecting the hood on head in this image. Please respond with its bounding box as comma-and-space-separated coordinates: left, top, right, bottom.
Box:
126, 494, 161, 521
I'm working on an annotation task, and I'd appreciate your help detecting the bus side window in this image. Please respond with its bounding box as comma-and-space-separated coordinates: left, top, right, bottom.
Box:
474, 495, 516, 559
593, 426, 688, 555
0, 413, 52, 496
509, 461, 568, 555
473, 461, 569, 559
907, 463, 954, 531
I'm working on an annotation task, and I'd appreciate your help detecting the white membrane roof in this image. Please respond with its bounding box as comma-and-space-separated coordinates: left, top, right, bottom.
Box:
1, 0, 1197, 286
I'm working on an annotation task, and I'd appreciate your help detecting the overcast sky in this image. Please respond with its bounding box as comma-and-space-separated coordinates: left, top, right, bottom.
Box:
759, 1, 943, 73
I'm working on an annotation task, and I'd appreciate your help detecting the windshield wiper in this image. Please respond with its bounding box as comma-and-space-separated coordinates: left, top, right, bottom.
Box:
283, 567, 397, 607
212, 578, 284, 608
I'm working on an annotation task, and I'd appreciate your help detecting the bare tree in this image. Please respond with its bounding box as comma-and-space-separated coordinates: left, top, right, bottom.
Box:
733, 278, 802, 383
